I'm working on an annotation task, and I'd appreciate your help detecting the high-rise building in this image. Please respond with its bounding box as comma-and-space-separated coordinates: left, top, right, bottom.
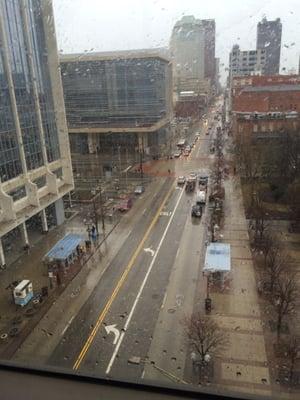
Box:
256, 17, 282, 75
170, 15, 205, 94
229, 44, 266, 80
0, 0, 73, 266
60, 49, 173, 157
202, 19, 216, 82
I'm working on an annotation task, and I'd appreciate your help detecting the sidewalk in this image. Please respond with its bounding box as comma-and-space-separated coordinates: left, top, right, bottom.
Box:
0, 211, 116, 358
210, 175, 271, 398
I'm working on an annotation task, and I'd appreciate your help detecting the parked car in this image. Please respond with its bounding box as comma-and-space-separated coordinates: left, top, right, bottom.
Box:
177, 176, 186, 185
185, 145, 191, 152
174, 151, 181, 158
183, 150, 190, 157
191, 204, 202, 218
117, 197, 132, 211
134, 185, 144, 195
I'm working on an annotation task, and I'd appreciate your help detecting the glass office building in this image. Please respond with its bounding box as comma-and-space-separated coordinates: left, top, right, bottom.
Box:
60, 50, 173, 156
0, 0, 73, 266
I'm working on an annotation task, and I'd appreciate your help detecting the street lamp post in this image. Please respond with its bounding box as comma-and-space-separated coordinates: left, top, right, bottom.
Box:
92, 186, 105, 237
139, 149, 143, 182
118, 145, 121, 174
93, 198, 99, 235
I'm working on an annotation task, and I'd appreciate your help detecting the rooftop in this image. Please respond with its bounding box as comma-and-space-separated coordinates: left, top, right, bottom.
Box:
203, 243, 231, 272
44, 233, 85, 261
60, 48, 170, 63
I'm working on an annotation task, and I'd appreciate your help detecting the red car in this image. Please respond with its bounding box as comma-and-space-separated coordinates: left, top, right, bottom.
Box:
117, 198, 132, 212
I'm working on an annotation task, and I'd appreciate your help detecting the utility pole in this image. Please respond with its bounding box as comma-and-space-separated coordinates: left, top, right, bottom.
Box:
139, 135, 144, 183
118, 146, 121, 174
139, 150, 143, 182
93, 198, 99, 235
98, 186, 105, 234
92, 185, 105, 236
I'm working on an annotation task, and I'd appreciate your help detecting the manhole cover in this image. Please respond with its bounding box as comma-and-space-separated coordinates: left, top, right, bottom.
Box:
0, 333, 8, 340
168, 308, 176, 314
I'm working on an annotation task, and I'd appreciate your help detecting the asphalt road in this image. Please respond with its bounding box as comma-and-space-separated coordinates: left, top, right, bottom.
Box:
47, 103, 221, 383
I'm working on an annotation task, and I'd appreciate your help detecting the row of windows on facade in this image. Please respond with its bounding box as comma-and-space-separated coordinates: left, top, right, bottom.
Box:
238, 121, 298, 132
0, 0, 61, 183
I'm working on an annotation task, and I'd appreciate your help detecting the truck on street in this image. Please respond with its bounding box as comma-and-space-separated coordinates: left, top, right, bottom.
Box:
196, 189, 206, 205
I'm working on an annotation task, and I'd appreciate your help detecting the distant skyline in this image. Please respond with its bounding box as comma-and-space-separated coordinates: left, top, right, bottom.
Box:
53, 0, 300, 84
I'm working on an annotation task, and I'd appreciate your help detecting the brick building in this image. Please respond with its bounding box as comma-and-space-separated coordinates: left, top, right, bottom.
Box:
230, 75, 300, 140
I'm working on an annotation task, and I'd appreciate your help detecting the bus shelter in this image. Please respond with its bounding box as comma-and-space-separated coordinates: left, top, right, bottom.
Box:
44, 233, 86, 279
203, 243, 231, 289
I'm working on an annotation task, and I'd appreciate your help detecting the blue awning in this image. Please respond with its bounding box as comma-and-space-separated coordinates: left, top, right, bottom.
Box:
44, 233, 85, 261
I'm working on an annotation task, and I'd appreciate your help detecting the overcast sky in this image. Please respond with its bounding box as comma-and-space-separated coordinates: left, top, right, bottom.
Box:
52, 0, 300, 83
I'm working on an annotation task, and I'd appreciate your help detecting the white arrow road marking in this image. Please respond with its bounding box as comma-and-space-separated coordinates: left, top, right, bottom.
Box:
160, 211, 172, 217
106, 186, 184, 375
105, 324, 120, 345
144, 247, 155, 257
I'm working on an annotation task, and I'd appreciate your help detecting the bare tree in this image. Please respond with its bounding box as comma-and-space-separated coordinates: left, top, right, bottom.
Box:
183, 313, 228, 362
288, 184, 300, 232
285, 336, 300, 384
272, 272, 298, 341
249, 193, 269, 246
260, 232, 277, 264
263, 238, 285, 295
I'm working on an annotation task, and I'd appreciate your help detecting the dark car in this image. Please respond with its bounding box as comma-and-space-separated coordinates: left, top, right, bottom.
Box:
198, 175, 208, 186
191, 204, 202, 218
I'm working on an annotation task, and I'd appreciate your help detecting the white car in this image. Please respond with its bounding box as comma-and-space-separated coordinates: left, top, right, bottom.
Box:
174, 151, 181, 158
177, 176, 186, 185
134, 185, 144, 195
188, 172, 197, 182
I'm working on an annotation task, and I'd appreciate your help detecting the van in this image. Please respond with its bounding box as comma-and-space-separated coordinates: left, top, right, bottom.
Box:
196, 190, 206, 205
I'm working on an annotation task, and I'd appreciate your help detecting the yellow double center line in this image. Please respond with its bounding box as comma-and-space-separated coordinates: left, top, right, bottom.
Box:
73, 183, 174, 370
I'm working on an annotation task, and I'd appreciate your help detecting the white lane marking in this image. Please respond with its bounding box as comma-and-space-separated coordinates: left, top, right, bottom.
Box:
105, 324, 120, 345
105, 187, 185, 375
144, 247, 155, 257
161, 292, 167, 309
175, 246, 180, 260
61, 315, 74, 337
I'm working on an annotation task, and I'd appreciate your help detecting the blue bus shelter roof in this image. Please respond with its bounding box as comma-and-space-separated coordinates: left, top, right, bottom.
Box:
45, 233, 84, 261
204, 243, 231, 272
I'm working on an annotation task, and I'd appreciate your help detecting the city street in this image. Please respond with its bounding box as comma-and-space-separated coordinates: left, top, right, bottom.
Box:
12, 101, 277, 397
13, 106, 216, 382
46, 115, 215, 379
